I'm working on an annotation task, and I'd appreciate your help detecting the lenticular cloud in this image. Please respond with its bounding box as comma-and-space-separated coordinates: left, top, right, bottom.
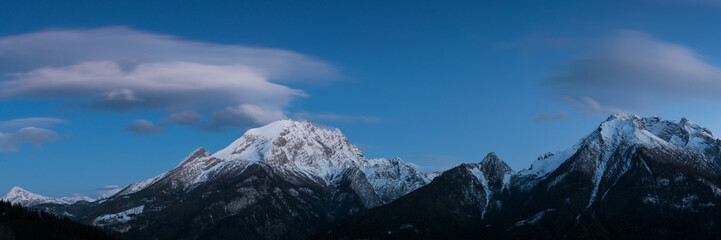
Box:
547, 30, 721, 110
0, 27, 337, 131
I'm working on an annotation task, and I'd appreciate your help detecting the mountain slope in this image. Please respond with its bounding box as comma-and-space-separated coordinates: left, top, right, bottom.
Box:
317, 114, 721, 239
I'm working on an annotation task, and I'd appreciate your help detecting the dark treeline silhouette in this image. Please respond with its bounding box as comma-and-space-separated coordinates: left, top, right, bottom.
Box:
0, 201, 121, 240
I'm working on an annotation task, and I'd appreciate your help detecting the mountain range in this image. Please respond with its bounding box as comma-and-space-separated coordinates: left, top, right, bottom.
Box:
318, 113, 721, 239
4, 120, 432, 240
5, 114, 721, 239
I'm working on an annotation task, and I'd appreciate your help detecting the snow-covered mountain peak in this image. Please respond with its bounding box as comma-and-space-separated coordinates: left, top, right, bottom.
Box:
2, 186, 93, 206
207, 119, 366, 182
481, 152, 499, 162
366, 157, 408, 168
242, 119, 336, 139
523, 115, 721, 179
361, 158, 432, 203
4, 186, 34, 199
592, 115, 720, 154
575, 115, 721, 165
480, 152, 503, 166
598, 114, 715, 143
639, 116, 721, 164
177, 147, 211, 167
212, 119, 359, 160
642, 116, 715, 140
606, 112, 641, 121
118, 119, 431, 200
4, 186, 50, 204
479, 152, 513, 175
595, 114, 667, 148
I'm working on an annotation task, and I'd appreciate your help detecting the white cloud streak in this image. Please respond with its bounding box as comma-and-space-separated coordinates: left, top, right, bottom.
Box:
404, 154, 463, 173
0, 118, 66, 130
94, 185, 123, 198
204, 104, 288, 131
292, 112, 381, 124
535, 110, 569, 125
167, 111, 203, 125
124, 119, 165, 135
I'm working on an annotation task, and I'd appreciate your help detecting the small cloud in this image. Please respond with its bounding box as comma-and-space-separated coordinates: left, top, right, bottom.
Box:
404, 154, 463, 173
535, 110, 569, 125
167, 111, 202, 125
561, 96, 601, 114
0, 127, 60, 152
204, 104, 287, 132
224, 104, 287, 125
94, 185, 123, 198
124, 119, 164, 135
292, 112, 381, 124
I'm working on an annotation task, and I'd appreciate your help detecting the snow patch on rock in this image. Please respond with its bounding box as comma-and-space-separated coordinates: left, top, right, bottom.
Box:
93, 205, 145, 226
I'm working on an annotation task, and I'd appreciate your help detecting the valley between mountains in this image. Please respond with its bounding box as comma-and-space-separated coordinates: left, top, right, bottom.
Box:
5, 113, 721, 239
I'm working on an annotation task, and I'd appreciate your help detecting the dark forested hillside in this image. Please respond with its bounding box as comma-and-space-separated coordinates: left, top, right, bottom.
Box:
0, 201, 120, 240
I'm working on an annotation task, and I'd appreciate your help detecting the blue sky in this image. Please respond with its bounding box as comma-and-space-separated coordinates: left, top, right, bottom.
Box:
2, 0, 721, 197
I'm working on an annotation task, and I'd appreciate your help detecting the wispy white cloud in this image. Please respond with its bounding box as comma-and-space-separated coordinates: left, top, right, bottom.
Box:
404, 154, 463, 173
292, 112, 381, 124
167, 111, 203, 125
535, 110, 569, 125
124, 119, 165, 135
